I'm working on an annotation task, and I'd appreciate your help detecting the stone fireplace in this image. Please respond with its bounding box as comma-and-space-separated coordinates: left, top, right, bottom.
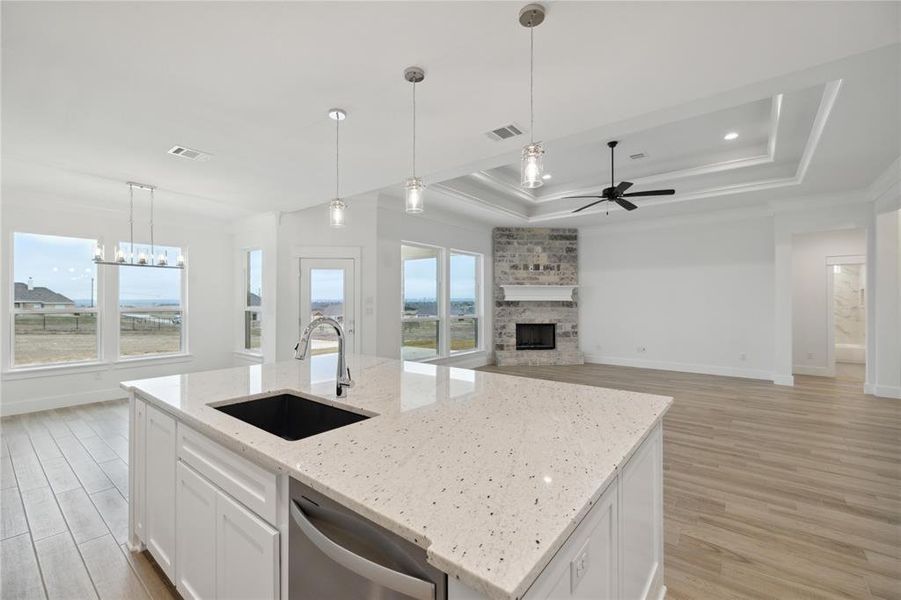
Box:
493, 228, 583, 366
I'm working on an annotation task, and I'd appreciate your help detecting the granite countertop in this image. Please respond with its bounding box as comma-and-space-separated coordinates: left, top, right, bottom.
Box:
122, 354, 672, 600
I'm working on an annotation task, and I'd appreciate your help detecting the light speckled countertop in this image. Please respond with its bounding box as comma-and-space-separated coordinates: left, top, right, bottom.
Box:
122, 354, 671, 600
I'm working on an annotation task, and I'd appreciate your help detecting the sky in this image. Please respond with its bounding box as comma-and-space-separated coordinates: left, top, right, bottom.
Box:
14, 233, 182, 304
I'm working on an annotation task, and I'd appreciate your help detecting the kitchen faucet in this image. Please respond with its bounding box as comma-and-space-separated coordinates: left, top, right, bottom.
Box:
294, 316, 353, 396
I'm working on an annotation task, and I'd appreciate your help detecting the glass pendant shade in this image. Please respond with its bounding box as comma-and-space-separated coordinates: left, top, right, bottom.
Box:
329, 198, 346, 228
521, 142, 545, 189
405, 177, 424, 214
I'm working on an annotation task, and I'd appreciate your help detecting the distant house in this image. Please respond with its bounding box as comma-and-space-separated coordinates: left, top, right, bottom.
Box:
14, 280, 75, 309
248, 292, 261, 307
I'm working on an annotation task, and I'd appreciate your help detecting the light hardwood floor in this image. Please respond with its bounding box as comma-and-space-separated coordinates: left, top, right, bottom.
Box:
1, 401, 178, 600
2, 363, 897, 600
479, 362, 900, 600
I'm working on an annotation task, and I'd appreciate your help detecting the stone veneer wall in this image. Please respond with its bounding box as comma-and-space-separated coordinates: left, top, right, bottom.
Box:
493, 228, 583, 366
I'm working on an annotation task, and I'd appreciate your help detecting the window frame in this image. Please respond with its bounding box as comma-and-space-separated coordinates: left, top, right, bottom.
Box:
401, 242, 445, 361
447, 248, 483, 356
115, 241, 187, 360
242, 248, 263, 354
8, 232, 103, 370
400, 241, 484, 362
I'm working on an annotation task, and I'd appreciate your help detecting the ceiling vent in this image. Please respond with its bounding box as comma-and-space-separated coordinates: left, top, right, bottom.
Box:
168, 145, 212, 161
629, 152, 647, 160
484, 123, 524, 141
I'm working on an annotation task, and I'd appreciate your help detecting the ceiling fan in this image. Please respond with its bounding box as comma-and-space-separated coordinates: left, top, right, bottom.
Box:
566, 141, 675, 213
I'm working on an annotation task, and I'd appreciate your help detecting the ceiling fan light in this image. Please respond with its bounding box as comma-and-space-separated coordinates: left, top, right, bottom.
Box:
521, 142, 545, 189
405, 177, 424, 214
329, 198, 346, 228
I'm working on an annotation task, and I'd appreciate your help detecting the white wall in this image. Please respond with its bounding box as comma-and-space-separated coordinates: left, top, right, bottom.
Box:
375, 197, 494, 366
1, 196, 234, 415
791, 228, 866, 375
275, 197, 380, 361
872, 208, 900, 397
579, 216, 776, 379
268, 194, 494, 366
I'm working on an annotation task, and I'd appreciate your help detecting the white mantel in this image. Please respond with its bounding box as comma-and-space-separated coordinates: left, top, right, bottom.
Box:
501, 284, 577, 302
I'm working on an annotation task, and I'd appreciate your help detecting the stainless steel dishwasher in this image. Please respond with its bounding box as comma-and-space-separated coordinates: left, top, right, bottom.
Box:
289, 478, 447, 600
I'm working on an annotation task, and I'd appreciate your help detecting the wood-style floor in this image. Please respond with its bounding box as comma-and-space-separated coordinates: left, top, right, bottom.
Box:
1, 401, 177, 600
2, 363, 898, 599
479, 362, 901, 600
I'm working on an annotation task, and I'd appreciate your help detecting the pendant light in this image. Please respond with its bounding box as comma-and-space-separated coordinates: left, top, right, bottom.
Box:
403, 66, 425, 214
328, 108, 347, 228
94, 182, 184, 270
519, 4, 546, 189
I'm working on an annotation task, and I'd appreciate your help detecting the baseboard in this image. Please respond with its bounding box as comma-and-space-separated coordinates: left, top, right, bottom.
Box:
656, 585, 668, 600
583, 354, 774, 381
792, 364, 833, 377
0, 387, 127, 416
772, 374, 795, 386
872, 385, 901, 399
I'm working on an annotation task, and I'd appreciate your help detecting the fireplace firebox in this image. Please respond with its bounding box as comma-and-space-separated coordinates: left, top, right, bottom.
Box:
515, 323, 556, 351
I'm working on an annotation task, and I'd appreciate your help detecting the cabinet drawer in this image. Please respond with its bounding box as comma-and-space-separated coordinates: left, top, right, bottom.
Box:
177, 424, 278, 525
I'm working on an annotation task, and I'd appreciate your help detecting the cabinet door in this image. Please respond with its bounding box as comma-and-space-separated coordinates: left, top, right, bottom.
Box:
216, 490, 279, 600
619, 424, 663, 600
131, 396, 147, 544
176, 462, 217, 600
524, 482, 617, 600
145, 404, 177, 580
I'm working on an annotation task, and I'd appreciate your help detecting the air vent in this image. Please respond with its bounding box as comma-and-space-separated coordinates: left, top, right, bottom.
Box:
485, 123, 524, 141
629, 152, 646, 160
168, 145, 212, 162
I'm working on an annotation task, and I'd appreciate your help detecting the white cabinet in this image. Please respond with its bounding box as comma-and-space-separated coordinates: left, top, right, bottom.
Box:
216, 489, 280, 600
451, 424, 664, 600
132, 401, 281, 600
524, 482, 618, 599
145, 403, 177, 579
619, 423, 663, 600
176, 462, 217, 600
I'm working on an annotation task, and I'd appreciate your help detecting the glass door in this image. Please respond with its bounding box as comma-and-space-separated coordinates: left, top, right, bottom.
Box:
299, 259, 355, 355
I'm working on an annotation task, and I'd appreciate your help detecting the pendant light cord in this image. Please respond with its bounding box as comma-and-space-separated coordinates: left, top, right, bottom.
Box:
150, 187, 155, 260
412, 80, 417, 177
129, 184, 135, 264
335, 116, 340, 199
529, 21, 534, 144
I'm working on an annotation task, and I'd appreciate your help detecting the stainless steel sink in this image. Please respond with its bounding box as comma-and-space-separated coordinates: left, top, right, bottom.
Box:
214, 393, 368, 441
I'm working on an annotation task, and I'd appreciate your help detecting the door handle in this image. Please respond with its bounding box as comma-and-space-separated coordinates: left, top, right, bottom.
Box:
290, 500, 435, 600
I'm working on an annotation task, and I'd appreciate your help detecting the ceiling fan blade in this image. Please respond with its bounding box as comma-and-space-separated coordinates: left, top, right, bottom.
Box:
572, 199, 607, 213
615, 198, 638, 211
614, 181, 633, 195
621, 189, 675, 197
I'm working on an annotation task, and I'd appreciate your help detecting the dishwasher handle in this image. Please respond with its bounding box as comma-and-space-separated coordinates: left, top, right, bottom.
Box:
290, 500, 436, 600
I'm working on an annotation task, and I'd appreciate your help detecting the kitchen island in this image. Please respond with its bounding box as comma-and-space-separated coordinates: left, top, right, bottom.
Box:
123, 354, 671, 600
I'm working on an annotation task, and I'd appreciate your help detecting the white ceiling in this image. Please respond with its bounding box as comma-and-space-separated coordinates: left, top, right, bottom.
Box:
2, 1, 899, 224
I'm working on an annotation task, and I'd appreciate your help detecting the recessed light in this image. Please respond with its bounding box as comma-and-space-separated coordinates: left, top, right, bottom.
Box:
723, 131, 739, 141
542, 174, 552, 180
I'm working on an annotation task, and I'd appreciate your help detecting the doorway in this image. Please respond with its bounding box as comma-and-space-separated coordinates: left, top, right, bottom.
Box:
299, 258, 356, 355
827, 256, 866, 383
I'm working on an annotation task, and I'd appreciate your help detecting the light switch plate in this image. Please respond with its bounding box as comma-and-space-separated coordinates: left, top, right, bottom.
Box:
570, 540, 590, 593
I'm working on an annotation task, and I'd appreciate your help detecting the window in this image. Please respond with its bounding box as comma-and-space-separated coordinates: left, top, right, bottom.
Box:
449, 252, 480, 354
11, 232, 99, 367
243, 249, 262, 352
118, 243, 184, 357
401, 244, 483, 362
401, 244, 441, 360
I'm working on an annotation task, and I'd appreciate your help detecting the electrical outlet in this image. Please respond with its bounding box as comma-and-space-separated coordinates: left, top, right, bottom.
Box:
570, 541, 590, 592
739, 353, 747, 361
637, 346, 647, 354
